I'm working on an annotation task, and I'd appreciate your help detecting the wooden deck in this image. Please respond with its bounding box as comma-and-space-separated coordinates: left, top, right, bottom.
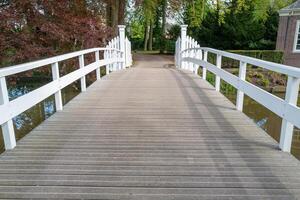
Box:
0, 54, 300, 199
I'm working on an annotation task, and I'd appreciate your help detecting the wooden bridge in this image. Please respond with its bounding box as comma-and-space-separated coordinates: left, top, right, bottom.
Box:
0, 25, 300, 199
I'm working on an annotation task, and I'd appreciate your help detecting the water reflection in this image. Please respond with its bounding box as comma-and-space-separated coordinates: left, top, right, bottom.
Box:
0, 82, 81, 154
225, 92, 300, 159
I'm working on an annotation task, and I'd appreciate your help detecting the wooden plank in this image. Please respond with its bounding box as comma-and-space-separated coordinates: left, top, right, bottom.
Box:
0, 54, 300, 199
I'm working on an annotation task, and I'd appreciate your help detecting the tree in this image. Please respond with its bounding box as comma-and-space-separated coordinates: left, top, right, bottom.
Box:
0, 0, 112, 67
184, 0, 207, 28
182, 0, 297, 50
105, 0, 126, 31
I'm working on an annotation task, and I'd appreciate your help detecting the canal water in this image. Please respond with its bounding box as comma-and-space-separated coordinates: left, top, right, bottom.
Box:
224, 92, 300, 159
0, 75, 300, 160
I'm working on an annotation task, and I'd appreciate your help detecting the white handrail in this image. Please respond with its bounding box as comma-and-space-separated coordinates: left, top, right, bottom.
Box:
176, 25, 300, 154
0, 25, 133, 151
182, 47, 300, 79
0, 48, 122, 78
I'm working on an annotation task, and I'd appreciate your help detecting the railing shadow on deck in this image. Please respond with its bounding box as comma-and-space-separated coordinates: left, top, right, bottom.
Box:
175, 24, 300, 154
169, 67, 295, 198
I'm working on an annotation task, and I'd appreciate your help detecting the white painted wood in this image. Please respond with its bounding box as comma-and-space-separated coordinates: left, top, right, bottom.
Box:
201, 48, 300, 78
79, 55, 86, 92
189, 38, 193, 71
203, 51, 208, 80
108, 41, 113, 72
125, 37, 128, 67
0, 77, 16, 150
176, 27, 300, 153
0, 58, 121, 126
118, 25, 126, 69
0, 48, 120, 78
192, 39, 197, 73
285, 103, 300, 129
112, 39, 118, 71
51, 62, 63, 111
0, 80, 60, 126
182, 52, 300, 130
116, 36, 120, 70
0, 29, 132, 151
236, 61, 247, 111
59, 59, 120, 89
95, 51, 101, 80
180, 25, 188, 69
293, 20, 300, 53
106, 49, 111, 75
183, 57, 286, 119
194, 44, 200, 75
184, 58, 239, 88
215, 54, 222, 92
279, 76, 300, 152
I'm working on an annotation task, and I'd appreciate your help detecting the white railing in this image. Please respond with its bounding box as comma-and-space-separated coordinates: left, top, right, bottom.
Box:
0, 25, 132, 150
176, 25, 300, 153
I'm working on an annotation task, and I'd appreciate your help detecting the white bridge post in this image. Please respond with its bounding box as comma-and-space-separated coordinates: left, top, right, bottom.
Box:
51, 62, 63, 111
95, 50, 101, 80
236, 61, 247, 111
215, 54, 222, 92
118, 25, 126, 70
279, 76, 300, 152
0, 77, 16, 150
180, 25, 188, 69
203, 50, 208, 80
79, 55, 86, 92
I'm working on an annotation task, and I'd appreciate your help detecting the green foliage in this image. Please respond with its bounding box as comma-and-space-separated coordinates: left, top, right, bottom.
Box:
130, 21, 144, 39
168, 24, 181, 40
184, 0, 206, 27
186, 0, 297, 50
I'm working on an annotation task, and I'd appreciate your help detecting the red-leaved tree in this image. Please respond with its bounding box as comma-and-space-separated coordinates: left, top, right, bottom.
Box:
0, 0, 114, 67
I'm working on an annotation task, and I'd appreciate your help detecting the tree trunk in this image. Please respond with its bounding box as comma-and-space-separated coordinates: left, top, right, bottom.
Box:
144, 23, 150, 51
112, 0, 119, 30
106, 2, 112, 26
106, 0, 119, 31
160, 0, 167, 53
149, 20, 154, 51
118, 0, 126, 25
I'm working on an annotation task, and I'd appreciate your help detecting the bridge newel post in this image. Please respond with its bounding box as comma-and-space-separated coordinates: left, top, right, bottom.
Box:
180, 25, 188, 69
279, 76, 300, 152
51, 62, 63, 111
194, 44, 201, 75
79, 55, 86, 92
105, 49, 110, 75
203, 50, 208, 80
0, 77, 16, 150
215, 54, 222, 92
236, 61, 247, 111
95, 51, 101, 80
118, 25, 126, 70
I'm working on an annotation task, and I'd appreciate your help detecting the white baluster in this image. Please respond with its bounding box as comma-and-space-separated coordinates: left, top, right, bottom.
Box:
118, 25, 126, 69
236, 61, 247, 111
95, 51, 101, 80
180, 25, 188, 69
279, 76, 300, 152
215, 54, 222, 92
203, 50, 208, 80
51, 62, 63, 111
79, 55, 86, 92
0, 77, 16, 150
